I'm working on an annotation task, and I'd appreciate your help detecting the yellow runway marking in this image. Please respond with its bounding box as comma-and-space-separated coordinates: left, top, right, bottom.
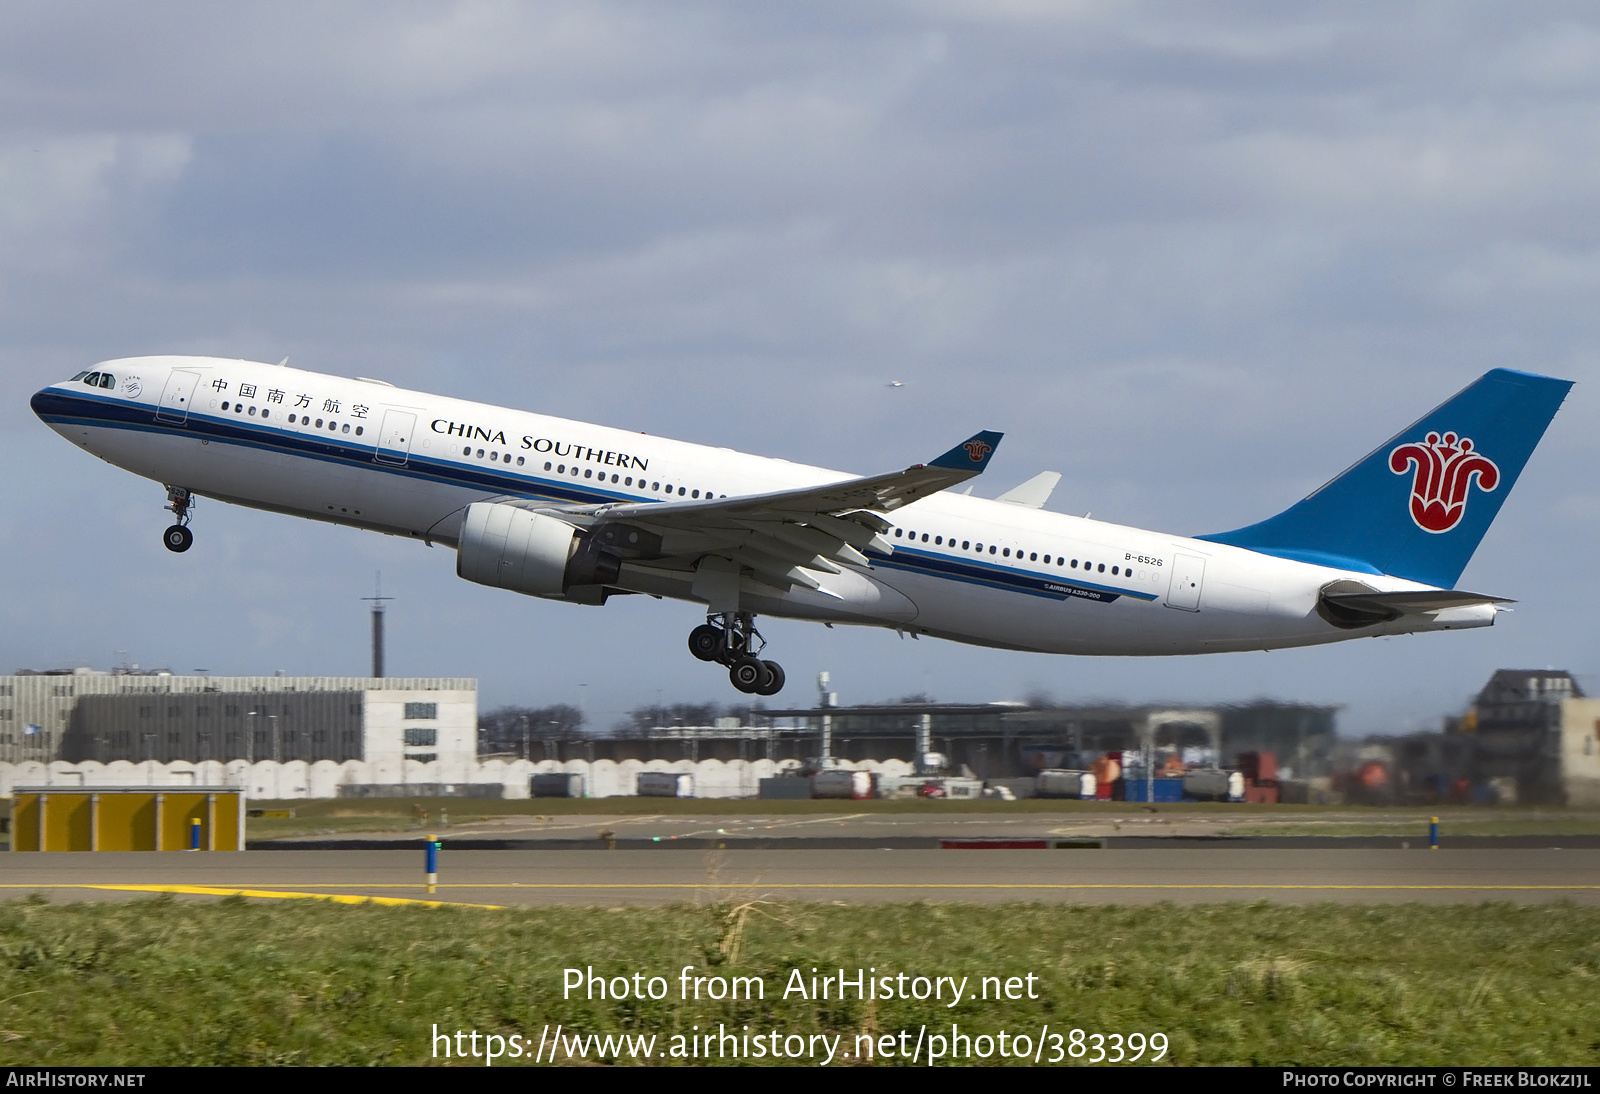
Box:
60, 884, 504, 909
5, 882, 1596, 893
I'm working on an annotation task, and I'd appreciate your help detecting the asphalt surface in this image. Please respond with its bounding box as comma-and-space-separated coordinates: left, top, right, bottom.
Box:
4, 848, 1597, 906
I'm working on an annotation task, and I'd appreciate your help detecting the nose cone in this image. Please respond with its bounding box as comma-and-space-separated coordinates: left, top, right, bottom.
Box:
32, 386, 59, 420
31, 385, 75, 434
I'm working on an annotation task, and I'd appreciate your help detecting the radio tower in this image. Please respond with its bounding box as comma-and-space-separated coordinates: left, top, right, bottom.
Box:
362, 574, 394, 678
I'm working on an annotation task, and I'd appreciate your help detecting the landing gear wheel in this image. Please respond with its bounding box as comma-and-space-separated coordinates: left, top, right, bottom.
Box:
754, 661, 785, 697
163, 524, 193, 553
729, 656, 770, 694
688, 625, 722, 662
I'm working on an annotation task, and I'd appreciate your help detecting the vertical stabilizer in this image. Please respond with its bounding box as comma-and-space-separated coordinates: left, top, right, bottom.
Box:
1198, 369, 1572, 588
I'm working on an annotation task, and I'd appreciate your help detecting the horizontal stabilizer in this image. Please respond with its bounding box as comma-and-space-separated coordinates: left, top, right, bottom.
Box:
1317, 585, 1511, 629
1323, 589, 1512, 614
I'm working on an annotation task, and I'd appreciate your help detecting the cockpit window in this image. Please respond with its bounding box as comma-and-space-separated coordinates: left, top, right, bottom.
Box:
98, 374, 115, 389
70, 372, 90, 382
83, 372, 101, 386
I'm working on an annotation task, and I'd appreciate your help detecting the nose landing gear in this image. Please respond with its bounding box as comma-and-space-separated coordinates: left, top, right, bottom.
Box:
162, 486, 194, 553
687, 613, 786, 695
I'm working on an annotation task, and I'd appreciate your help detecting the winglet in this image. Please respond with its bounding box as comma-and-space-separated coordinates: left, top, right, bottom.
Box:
929, 430, 1003, 472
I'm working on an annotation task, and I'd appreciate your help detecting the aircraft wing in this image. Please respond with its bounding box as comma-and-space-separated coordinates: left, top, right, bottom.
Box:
532, 429, 1002, 593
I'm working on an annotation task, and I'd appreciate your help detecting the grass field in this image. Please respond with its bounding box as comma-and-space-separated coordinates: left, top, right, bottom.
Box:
0, 897, 1596, 1066
235, 797, 1600, 841
3, 798, 1596, 847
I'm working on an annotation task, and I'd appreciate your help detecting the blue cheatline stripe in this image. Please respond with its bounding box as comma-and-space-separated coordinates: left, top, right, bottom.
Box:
874, 549, 1149, 604
38, 389, 1149, 606
32, 388, 640, 506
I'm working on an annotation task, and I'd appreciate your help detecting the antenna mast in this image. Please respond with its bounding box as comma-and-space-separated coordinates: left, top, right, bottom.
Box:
361, 573, 395, 678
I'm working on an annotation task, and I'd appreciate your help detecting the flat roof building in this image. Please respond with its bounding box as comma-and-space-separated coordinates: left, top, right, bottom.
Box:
0, 672, 475, 770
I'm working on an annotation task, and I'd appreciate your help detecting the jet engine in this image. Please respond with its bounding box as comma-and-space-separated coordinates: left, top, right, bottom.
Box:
455, 502, 621, 601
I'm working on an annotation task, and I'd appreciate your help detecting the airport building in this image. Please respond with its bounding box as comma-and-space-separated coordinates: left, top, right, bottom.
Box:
0, 671, 476, 769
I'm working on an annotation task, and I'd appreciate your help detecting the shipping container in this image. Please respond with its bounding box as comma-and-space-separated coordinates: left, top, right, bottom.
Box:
1036, 769, 1094, 799
1121, 777, 1186, 803
530, 773, 586, 798
636, 771, 694, 798
811, 769, 874, 800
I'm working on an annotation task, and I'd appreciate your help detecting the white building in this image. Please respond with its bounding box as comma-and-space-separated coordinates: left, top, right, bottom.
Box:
0, 671, 475, 769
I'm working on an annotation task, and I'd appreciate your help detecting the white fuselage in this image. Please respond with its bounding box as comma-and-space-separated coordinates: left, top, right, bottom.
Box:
34, 356, 1496, 656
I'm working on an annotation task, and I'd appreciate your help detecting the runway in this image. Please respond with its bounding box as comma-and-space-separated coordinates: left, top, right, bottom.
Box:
4, 848, 1598, 905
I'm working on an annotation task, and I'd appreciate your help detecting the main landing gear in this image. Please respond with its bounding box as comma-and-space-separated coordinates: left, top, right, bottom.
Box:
162, 486, 194, 553
687, 612, 786, 696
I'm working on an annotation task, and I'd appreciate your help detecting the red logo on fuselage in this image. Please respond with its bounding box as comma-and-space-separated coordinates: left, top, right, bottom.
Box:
1389, 431, 1500, 533
963, 440, 991, 462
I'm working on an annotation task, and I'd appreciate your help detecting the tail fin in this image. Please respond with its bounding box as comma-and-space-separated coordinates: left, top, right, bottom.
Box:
1197, 368, 1572, 588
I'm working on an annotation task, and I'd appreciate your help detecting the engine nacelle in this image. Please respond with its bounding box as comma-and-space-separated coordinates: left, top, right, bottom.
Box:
456, 502, 620, 599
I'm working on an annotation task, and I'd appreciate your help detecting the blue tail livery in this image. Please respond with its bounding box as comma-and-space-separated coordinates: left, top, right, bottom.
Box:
1198, 368, 1572, 589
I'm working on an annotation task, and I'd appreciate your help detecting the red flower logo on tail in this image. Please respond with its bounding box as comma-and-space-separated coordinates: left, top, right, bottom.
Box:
962, 440, 992, 462
1389, 431, 1500, 533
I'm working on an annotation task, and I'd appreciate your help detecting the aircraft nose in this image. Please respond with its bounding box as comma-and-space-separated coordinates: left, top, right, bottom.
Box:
31, 386, 73, 426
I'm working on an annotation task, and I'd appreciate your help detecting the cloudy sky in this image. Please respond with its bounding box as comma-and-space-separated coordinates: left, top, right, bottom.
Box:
4, 2, 1599, 735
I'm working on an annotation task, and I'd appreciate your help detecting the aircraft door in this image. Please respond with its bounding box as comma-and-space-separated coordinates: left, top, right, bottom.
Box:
1165, 553, 1206, 612
155, 370, 201, 424
374, 409, 417, 466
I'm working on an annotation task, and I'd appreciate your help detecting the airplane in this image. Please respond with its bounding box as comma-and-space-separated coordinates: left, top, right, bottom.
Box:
31, 360, 1571, 695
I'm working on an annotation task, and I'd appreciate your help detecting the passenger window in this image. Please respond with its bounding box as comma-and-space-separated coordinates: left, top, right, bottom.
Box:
1042, 554, 1050, 563
988, 545, 996, 554
934, 536, 942, 546
584, 468, 592, 478
678, 487, 686, 495
262, 410, 270, 420
1112, 566, 1119, 576
545, 462, 553, 471
894, 529, 903, 538
236, 404, 244, 413
316, 418, 324, 428
490, 451, 498, 460
1098, 563, 1105, 572
1003, 548, 1010, 557
354, 425, 361, 435
962, 540, 970, 549
516, 456, 524, 465
462, 447, 471, 456
222, 401, 230, 410
692, 489, 699, 498
329, 420, 337, 430
342, 423, 350, 433
1030, 552, 1037, 561
1071, 559, 1078, 568
625, 476, 632, 486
